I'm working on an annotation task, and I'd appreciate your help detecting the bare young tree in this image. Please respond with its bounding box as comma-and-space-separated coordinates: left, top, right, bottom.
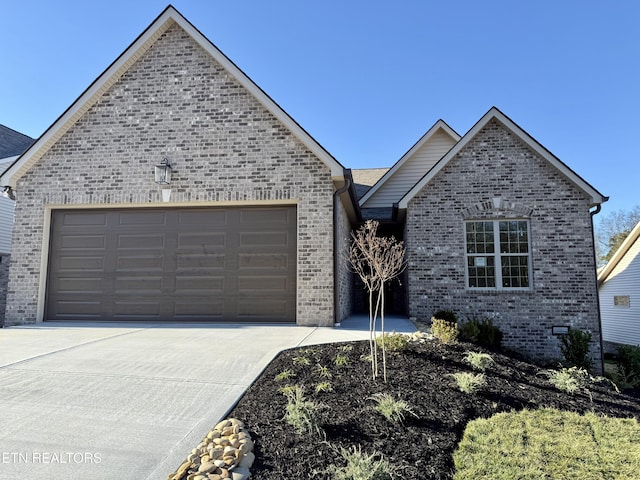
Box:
348, 220, 406, 382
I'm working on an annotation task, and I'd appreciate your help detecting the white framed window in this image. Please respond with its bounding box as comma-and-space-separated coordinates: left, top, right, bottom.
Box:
465, 220, 532, 290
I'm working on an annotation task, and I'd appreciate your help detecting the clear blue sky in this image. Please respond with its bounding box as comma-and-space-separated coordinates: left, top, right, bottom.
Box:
1, 0, 638, 220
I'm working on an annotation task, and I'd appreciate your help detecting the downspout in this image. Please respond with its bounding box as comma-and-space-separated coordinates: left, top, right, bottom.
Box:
333, 169, 353, 325
590, 203, 605, 374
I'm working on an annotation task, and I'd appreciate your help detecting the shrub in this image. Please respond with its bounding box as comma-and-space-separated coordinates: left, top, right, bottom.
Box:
292, 355, 311, 366
459, 317, 503, 350
431, 318, 458, 344
559, 329, 593, 370
316, 363, 333, 379
327, 445, 392, 480
315, 381, 334, 393
613, 344, 640, 389
375, 331, 409, 352
275, 369, 296, 382
464, 351, 495, 371
369, 393, 417, 424
433, 309, 458, 323
451, 372, 486, 394
283, 386, 323, 435
334, 353, 351, 367
545, 366, 589, 394
454, 408, 640, 480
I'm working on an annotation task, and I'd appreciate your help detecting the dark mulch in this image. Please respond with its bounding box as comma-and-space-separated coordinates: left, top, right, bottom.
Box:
229, 338, 640, 479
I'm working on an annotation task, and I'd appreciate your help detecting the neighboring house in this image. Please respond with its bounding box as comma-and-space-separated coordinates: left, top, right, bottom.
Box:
0, 6, 358, 327
358, 108, 607, 368
0, 125, 34, 324
598, 221, 640, 350
0, 6, 607, 369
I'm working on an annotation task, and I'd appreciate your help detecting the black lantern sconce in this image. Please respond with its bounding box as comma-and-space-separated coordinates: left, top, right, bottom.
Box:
154, 157, 173, 185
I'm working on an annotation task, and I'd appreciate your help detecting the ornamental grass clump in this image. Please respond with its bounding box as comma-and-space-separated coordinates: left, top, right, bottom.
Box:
375, 331, 409, 352
369, 393, 417, 424
464, 351, 495, 371
327, 445, 392, 480
283, 386, 323, 436
545, 366, 589, 395
451, 372, 486, 394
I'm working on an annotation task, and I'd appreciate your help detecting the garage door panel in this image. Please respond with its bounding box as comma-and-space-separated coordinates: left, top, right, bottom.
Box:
114, 276, 163, 293
46, 206, 296, 322
118, 211, 167, 226
60, 235, 106, 249
59, 256, 106, 271
176, 253, 225, 270
238, 253, 289, 269
118, 234, 165, 249
177, 232, 226, 249
117, 255, 164, 271
174, 276, 224, 293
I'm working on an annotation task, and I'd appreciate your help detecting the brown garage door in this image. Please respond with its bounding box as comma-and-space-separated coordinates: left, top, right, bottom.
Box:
45, 206, 297, 322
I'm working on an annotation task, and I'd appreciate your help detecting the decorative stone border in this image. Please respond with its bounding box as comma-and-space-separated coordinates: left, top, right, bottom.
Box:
168, 418, 255, 480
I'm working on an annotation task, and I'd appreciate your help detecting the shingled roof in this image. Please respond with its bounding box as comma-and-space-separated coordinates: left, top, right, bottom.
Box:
0, 124, 34, 159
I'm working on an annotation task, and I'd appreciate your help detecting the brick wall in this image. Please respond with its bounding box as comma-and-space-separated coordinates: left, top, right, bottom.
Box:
406, 118, 602, 368
0, 254, 9, 326
5, 22, 339, 327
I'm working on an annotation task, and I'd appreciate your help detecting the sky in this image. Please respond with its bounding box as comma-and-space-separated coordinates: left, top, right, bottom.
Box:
1, 0, 638, 222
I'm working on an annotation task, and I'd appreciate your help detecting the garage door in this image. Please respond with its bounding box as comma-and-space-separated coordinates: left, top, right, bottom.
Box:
45, 206, 297, 322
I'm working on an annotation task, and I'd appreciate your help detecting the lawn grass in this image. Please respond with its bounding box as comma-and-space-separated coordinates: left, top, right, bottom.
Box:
454, 408, 640, 480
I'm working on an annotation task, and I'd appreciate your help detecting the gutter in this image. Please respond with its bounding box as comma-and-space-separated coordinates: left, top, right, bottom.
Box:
590, 203, 605, 375
333, 169, 355, 324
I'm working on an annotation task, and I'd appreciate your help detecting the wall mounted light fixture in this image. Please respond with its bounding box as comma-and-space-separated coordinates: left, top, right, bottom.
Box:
2, 186, 15, 200
154, 157, 173, 185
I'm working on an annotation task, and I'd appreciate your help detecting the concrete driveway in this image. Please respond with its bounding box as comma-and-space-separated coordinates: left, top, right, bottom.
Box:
0, 316, 415, 480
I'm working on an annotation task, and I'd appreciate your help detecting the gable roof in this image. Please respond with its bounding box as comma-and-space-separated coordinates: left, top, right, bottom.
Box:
397, 107, 608, 209
0, 5, 345, 188
598, 220, 640, 285
352, 168, 390, 199
0, 125, 34, 159
359, 120, 460, 206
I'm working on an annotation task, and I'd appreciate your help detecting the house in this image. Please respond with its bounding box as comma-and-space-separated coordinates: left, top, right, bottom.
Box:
598, 221, 640, 350
0, 6, 358, 327
0, 6, 607, 369
358, 108, 607, 368
0, 124, 34, 324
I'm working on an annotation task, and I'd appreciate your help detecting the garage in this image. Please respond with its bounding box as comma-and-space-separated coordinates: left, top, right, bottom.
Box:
45, 206, 297, 322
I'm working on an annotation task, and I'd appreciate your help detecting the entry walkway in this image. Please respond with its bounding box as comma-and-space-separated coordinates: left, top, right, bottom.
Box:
0, 315, 415, 480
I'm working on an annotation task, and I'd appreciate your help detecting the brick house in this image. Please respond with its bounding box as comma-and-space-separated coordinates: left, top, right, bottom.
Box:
0, 6, 358, 327
358, 108, 607, 367
1, 7, 606, 368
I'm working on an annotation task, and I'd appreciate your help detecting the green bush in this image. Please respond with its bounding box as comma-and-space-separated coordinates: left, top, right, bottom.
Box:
283, 386, 323, 435
545, 366, 588, 394
433, 309, 458, 323
375, 332, 409, 352
451, 372, 486, 394
453, 408, 640, 480
464, 351, 495, 371
327, 445, 392, 480
560, 329, 593, 370
614, 344, 640, 389
431, 318, 458, 344
459, 317, 503, 350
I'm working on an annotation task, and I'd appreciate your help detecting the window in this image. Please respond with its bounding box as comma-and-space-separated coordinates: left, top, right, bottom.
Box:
465, 220, 531, 289
614, 295, 630, 307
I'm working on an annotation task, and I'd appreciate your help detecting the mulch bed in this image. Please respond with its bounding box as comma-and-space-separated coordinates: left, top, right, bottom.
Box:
229, 337, 640, 479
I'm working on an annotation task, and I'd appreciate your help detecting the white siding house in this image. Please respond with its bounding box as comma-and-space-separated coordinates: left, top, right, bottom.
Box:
598, 221, 640, 348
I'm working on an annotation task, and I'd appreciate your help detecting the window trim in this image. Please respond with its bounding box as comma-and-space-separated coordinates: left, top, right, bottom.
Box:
464, 219, 533, 291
